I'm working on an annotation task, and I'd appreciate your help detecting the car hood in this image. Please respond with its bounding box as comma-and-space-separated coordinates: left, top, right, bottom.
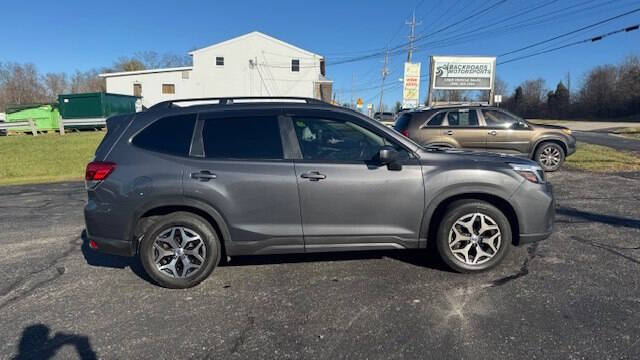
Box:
417, 146, 535, 165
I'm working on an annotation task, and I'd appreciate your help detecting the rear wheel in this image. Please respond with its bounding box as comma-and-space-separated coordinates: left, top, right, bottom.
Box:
436, 200, 511, 273
535, 142, 564, 172
139, 212, 220, 288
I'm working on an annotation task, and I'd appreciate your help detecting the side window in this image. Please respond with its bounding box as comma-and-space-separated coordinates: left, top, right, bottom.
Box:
446, 109, 478, 127
482, 109, 518, 128
293, 117, 408, 162
202, 116, 283, 160
132, 114, 196, 156
425, 112, 445, 127
291, 59, 300, 72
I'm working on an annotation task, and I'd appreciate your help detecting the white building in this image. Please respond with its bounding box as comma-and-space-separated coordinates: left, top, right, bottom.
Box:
100, 31, 332, 107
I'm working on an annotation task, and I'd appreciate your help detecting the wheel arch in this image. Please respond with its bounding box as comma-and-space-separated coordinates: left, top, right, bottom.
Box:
131, 198, 232, 256
531, 138, 567, 159
424, 192, 521, 247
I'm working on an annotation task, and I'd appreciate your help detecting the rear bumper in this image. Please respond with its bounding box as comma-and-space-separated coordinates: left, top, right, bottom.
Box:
87, 235, 135, 257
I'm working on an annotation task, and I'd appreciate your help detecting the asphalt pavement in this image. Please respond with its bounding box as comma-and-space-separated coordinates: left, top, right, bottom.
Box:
574, 131, 640, 153
1, 170, 639, 359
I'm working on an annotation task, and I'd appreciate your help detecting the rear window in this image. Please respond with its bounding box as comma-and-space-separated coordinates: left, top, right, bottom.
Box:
132, 114, 197, 156
393, 113, 411, 131
425, 112, 445, 127
202, 116, 284, 159
447, 110, 478, 127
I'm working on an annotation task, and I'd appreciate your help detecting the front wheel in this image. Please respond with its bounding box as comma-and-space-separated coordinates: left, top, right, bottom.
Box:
139, 212, 220, 289
535, 142, 565, 172
436, 200, 512, 273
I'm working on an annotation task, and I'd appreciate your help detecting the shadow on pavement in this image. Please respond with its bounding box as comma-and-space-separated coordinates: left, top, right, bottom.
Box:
556, 207, 640, 229
81, 230, 452, 276
223, 248, 452, 272
12, 324, 97, 360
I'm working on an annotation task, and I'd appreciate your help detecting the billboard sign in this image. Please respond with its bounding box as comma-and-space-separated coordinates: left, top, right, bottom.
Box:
431, 56, 496, 90
402, 62, 421, 108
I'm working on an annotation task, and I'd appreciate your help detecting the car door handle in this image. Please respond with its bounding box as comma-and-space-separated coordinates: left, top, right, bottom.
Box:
446, 130, 454, 135
300, 171, 326, 181
191, 170, 217, 181
488, 130, 497, 136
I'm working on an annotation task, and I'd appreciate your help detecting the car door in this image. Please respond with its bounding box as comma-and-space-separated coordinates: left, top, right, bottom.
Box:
442, 109, 485, 150
480, 109, 534, 155
181, 109, 304, 255
286, 109, 425, 251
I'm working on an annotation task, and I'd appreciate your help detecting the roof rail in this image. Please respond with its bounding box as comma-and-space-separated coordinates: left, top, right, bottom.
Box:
148, 96, 327, 110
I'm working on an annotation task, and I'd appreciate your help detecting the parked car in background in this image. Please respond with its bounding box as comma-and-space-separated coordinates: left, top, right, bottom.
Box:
85, 97, 554, 289
394, 105, 576, 171
373, 111, 395, 127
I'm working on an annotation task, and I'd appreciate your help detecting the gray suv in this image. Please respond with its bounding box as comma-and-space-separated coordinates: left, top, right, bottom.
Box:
84, 97, 554, 288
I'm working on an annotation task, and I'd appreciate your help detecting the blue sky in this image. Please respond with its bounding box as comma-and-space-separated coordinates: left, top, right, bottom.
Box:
2, 0, 639, 107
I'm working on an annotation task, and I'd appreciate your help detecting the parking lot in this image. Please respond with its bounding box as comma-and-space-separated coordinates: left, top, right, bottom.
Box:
0, 169, 639, 359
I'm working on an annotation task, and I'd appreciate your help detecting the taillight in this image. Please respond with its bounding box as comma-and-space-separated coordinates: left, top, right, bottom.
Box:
85, 161, 116, 181
401, 129, 409, 137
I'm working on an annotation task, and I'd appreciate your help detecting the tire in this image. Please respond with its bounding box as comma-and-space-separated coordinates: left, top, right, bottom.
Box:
535, 142, 565, 172
436, 200, 511, 273
139, 212, 220, 289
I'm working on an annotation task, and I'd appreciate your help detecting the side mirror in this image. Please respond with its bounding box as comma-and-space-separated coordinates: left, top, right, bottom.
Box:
378, 146, 396, 164
377, 146, 402, 170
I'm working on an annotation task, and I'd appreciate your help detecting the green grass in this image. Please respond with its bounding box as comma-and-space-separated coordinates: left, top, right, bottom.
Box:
565, 142, 640, 173
614, 127, 640, 140
0, 132, 104, 185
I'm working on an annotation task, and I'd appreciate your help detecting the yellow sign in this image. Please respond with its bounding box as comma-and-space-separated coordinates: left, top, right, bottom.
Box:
356, 98, 363, 108
403, 62, 421, 108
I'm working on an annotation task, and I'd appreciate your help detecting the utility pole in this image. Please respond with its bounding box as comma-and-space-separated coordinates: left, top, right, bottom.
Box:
378, 49, 389, 113
350, 72, 355, 109
566, 71, 571, 102
406, 10, 421, 63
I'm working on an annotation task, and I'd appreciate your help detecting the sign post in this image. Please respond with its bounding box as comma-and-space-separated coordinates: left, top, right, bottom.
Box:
428, 56, 496, 106
402, 62, 421, 109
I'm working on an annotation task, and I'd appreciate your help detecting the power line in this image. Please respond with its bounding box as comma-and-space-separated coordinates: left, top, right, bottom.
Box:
498, 24, 639, 65
499, 6, 640, 57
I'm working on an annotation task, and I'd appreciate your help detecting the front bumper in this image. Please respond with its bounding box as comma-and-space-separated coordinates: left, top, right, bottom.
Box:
511, 181, 555, 245
566, 136, 577, 156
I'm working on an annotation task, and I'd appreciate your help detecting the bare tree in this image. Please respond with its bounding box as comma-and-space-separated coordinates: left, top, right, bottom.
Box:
42, 73, 69, 102
494, 76, 508, 96
0, 62, 47, 111
134, 51, 191, 68
70, 69, 106, 93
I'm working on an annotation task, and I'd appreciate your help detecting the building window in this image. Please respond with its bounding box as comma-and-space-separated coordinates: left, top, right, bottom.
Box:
133, 83, 142, 97
182, 71, 190, 79
291, 59, 300, 72
162, 84, 175, 94
216, 57, 224, 66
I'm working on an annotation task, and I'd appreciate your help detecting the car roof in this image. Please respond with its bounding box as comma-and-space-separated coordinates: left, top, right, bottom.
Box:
406, 104, 499, 114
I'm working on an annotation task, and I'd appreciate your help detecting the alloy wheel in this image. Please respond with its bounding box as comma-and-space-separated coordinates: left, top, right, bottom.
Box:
539, 146, 561, 169
448, 213, 502, 265
152, 226, 207, 278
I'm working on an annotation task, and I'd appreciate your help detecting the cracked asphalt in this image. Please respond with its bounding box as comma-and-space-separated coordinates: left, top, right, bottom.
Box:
1, 170, 639, 359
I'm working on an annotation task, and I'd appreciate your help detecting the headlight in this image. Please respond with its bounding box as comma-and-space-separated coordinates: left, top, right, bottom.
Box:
509, 163, 545, 183
562, 128, 572, 135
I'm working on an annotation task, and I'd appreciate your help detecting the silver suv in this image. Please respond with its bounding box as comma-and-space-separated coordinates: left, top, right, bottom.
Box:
84, 97, 554, 288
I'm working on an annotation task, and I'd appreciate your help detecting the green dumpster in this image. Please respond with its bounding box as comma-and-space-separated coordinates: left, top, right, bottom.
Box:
58, 92, 138, 120
5, 104, 60, 133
